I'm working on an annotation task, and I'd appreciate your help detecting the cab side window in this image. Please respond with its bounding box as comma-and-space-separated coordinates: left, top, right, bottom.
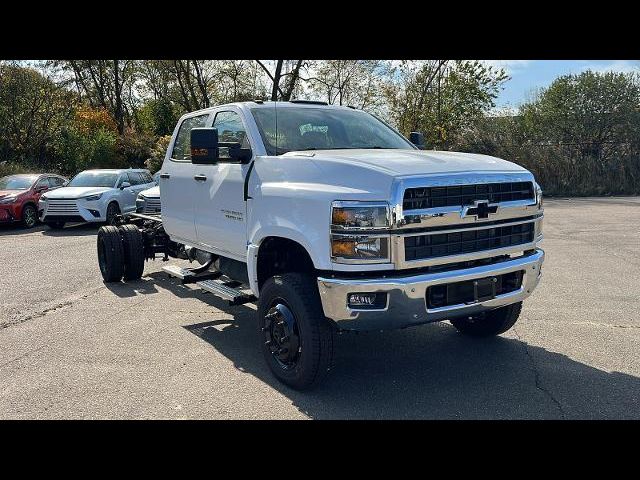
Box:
213, 111, 250, 156
171, 114, 209, 161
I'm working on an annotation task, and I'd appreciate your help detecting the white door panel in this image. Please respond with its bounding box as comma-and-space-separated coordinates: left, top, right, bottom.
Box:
161, 162, 197, 241
160, 113, 210, 242
194, 162, 248, 257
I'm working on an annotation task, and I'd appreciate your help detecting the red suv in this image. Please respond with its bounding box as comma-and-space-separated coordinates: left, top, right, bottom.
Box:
0, 174, 68, 228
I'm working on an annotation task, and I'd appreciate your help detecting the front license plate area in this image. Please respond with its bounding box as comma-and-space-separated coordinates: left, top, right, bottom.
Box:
473, 277, 497, 303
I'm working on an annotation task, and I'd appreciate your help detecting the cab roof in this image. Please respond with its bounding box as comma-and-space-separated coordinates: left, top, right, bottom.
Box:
183, 100, 357, 118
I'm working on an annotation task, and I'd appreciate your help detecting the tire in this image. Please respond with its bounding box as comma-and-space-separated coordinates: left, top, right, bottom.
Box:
97, 225, 125, 282
21, 204, 37, 228
450, 302, 523, 337
119, 224, 145, 281
105, 202, 120, 226
46, 221, 65, 229
257, 273, 334, 390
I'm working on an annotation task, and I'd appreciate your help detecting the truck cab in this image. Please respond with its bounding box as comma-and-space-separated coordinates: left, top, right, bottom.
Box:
97, 100, 544, 390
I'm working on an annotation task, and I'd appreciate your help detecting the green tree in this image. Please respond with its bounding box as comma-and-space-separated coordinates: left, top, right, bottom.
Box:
0, 64, 76, 169
455, 70, 640, 195
385, 60, 508, 149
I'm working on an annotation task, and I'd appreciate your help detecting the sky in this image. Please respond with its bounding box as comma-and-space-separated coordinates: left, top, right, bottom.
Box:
484, 60, 640, 110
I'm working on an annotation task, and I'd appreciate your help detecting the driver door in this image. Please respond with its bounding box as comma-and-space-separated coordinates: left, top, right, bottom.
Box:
194, 108, 252, 260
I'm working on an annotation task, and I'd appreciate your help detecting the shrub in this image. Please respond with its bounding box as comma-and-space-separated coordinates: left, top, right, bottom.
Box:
144, 135, 171, 173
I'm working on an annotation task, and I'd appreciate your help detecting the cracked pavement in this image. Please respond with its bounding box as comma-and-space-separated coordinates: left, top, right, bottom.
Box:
1, 197, 639, 419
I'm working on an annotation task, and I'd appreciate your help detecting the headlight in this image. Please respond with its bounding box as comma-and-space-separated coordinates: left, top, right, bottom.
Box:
0, 195, 17, 204
83, 193, 103, 201
136, 197, 145, 213
331, 201, 390, 230
331, 234, 390, 263
40, 194, 48, 202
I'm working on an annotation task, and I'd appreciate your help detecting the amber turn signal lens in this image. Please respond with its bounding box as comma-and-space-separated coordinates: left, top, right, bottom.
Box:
332, 209, 350, 225
331, 239, 356, 257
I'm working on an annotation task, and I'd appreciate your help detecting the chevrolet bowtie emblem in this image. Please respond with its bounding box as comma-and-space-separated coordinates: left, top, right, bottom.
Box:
462, 200, 499, 220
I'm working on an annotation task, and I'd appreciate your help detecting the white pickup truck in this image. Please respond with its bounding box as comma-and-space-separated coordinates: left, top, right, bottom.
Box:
96, 100, 544, 389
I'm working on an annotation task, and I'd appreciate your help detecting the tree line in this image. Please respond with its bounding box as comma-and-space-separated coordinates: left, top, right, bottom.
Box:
1, 60, 639, 196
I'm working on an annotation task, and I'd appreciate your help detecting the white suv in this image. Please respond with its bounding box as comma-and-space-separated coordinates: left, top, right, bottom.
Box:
39, 168, 155, 228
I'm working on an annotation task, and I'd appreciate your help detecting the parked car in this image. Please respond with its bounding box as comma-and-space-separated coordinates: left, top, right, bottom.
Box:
0, 173, 68, 228
39, 168, 155, 229
97, 100, 545, 390
135, 185, 161, 214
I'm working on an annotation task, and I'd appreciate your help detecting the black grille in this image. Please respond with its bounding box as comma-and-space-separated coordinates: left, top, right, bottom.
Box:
426, 271, 524, 309
404, 222, 535, 261
403, 182, 534, 210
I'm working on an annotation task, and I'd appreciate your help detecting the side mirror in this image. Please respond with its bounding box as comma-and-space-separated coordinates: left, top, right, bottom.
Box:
36, 185, 49, 193
120, 181, 131, 190
409, 131, 426, 150
191, 128, 219, 164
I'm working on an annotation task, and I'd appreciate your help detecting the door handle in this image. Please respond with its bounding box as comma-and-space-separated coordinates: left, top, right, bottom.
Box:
194, 175, 207, 182
160, 173, 171, 179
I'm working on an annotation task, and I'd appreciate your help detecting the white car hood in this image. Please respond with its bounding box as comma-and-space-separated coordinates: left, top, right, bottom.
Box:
284, 149, 528, 177
139, 185, 160, 198
44, 186, 113, 199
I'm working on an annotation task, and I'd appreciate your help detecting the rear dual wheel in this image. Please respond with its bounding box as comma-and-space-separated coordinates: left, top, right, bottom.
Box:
97, 224, 145, 283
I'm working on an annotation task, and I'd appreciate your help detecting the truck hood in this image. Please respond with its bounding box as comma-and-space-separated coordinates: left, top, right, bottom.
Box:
284, 149, 528, 177
44, 186, 113, 199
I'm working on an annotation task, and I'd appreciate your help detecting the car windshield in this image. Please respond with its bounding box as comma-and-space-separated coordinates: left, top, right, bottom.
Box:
69, 172, 119, 188
251, 106, 415, 155
0, 175, 36, 190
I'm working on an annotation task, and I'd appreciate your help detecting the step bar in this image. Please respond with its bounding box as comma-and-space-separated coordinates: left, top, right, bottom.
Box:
197, 279, 257, 306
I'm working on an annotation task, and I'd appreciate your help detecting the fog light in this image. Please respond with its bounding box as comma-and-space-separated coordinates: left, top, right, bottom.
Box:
347, 292, 387, 310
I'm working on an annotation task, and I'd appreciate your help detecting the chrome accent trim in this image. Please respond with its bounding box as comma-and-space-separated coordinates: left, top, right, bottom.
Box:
317, 249, 544, 331
399, 216, 540, 237
392, 217, 543, 269
393, 238, 541, 269
390, 172, 537, 230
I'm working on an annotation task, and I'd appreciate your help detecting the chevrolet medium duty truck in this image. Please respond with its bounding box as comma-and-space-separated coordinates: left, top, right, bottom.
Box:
96, 100, 545, 389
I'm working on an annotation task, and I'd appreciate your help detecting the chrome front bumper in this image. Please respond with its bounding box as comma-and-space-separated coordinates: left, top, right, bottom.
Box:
317, 249, 544, 331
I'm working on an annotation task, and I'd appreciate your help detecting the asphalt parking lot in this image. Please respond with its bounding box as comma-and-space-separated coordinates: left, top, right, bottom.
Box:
1, 197, 639, 419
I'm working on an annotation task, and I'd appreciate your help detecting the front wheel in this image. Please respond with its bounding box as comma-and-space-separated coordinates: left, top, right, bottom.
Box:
257, 273, 334, 390
105, 202, 120, 226
449, 302, 523, 337
21, 204, 37, 228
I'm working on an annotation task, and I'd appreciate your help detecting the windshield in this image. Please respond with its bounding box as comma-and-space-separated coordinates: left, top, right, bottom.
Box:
251, 106, 415, 155
0, 175, 36, 190
69, 171, 119, 188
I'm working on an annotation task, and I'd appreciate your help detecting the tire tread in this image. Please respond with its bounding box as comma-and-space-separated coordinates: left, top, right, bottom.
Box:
97, 225, 124, 282
119, 224, 145, 280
